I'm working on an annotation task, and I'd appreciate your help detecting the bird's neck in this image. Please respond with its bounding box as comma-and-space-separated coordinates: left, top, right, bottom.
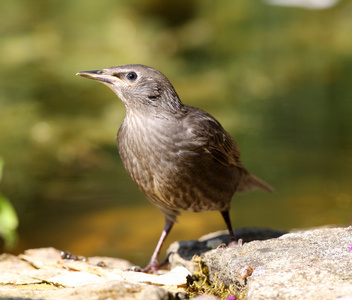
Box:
124, 108, 172, 129
117, 108, 177, 156
123, 99, 186, 121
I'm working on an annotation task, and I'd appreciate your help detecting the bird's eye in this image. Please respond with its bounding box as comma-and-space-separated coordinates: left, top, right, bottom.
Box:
126, 72, 138, 81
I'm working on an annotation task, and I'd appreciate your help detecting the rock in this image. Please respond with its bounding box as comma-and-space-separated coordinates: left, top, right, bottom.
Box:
120, 266, 191, 286
0, 280, 178, 300
199, 227, 352, 299
0, 248, 189, 299
1, 227, 351, 299
167, 227, 286, 272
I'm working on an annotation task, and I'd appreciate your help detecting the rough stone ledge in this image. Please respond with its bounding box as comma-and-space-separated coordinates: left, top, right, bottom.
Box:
0, 227, 351, 299
0, 247, 190, 300
168, 226, 352, 299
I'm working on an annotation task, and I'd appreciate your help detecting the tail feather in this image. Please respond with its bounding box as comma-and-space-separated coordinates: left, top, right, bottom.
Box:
237, 171, 274, 194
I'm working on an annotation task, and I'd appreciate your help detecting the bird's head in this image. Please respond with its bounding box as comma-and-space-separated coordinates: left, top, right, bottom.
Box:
76, 64, 183, 114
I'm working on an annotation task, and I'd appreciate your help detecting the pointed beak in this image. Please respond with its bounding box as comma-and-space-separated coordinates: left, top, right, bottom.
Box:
76, 70, 120, 84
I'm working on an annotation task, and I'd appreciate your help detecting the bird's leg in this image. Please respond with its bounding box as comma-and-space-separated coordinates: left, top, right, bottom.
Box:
221, 210, 236, 242
142, 220, 174, 273
220, 210, 242, 246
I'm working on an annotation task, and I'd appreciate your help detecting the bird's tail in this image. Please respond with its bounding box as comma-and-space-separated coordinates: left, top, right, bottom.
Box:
236, 171, 274, 194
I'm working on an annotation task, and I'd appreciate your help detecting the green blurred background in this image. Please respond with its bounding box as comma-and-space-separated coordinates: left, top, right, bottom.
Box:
0, 0, 351, 266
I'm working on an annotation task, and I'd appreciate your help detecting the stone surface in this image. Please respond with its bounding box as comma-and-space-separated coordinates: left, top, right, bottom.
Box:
0, 280, 177, 300
167, 227, 287, 272
1, 227, 351, 299
199, 227, 352, 299
0, 248, 189, 300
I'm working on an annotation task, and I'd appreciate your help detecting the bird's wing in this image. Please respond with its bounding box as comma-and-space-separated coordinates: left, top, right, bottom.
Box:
184, 107, 244, 169
183, 107, 274, 193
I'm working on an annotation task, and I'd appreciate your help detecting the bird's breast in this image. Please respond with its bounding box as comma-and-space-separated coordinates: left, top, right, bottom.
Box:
117, 115, 184, 190
116, 114, 238, 212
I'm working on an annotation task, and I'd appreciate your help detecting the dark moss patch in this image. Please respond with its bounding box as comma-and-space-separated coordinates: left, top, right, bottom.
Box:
186, 255, 246, 299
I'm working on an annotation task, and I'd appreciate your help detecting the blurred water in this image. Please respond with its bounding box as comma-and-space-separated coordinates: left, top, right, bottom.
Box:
10, 160, 351, 267
1, 0, 351, 266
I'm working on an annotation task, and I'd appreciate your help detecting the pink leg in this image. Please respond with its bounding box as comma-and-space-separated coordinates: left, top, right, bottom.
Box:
142, 220, 174, 272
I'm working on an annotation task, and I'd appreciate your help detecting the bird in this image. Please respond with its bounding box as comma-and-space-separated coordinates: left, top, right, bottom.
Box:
76, 64, 274, 272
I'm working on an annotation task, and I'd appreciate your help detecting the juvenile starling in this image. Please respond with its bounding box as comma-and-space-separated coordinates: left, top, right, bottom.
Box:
76, 64, 273, 272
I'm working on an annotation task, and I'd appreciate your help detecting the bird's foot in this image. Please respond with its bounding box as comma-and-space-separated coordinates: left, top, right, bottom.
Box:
128, 263, 161, 273
230, 238, 243, 247
217, 238, 243, 249
141, 262, 160, 273
128, 254, 170, 273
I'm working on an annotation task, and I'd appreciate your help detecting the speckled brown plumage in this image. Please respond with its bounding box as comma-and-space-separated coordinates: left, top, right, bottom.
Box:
77, 64, 273, 272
